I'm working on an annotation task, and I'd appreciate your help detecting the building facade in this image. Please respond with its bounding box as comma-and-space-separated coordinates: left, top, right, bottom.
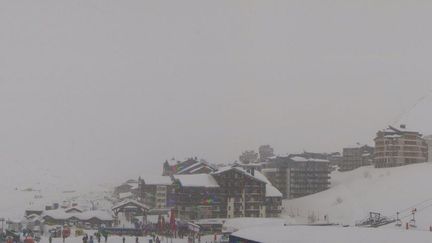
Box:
138, 175, 174, 209
212, 167, 267, 218
374, 125, 428, 168
263, 153, 331, 199
139, 166, 282, 220
339, 145, 374, 171
424, 135, 432, 162
171, 174, 221, 220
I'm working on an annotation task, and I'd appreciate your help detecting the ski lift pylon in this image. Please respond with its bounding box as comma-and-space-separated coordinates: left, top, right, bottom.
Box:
395, 212, 402, 227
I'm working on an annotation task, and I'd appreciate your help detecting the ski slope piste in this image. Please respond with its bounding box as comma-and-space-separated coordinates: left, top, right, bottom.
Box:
282, 162, 432, 230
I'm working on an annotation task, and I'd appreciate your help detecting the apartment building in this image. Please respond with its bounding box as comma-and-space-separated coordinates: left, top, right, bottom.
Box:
139, 166, 282, 220
339, 144, 374, 171
138, 175, 174, 209
212, 167, 267, 218
263, 153, 331, 199
374, 125, 428, 168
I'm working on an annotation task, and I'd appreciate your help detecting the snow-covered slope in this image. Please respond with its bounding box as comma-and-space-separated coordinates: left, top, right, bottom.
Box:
283, 163, 432, 229
0, 163, 114, 220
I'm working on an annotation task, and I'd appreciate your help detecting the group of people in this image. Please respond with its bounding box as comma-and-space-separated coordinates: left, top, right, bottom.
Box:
82, 233, 107, 243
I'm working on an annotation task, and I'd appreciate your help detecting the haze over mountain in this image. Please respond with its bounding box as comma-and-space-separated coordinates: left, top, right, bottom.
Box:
1, 1, 432, 187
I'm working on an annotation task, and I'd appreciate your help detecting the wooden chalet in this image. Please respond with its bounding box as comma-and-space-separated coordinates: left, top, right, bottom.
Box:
172, 174, 221, 220
212, 167, 267, 218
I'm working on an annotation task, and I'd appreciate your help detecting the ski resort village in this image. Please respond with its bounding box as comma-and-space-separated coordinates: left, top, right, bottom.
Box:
0, 124, 432, 243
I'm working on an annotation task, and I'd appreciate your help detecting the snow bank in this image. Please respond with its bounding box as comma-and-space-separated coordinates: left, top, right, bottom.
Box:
283, 163, 432, 229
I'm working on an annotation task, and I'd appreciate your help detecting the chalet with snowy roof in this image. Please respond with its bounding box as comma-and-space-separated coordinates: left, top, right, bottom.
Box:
64, 207, 83, 214
162, 158, 216, 176
263, 153, 331, 199
111, 199, 149, 216
42, 209, 114, 228
25, 208, 44, 217
111, 199, 149, 226
374, 125, 428, 168
171, 174, 222, 220
212, 166, 281, 218
138, 175, 174, 209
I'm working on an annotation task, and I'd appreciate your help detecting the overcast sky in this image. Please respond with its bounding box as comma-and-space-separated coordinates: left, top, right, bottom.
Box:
1, 1, 432, 186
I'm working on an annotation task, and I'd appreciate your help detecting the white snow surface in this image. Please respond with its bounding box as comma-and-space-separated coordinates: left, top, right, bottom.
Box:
283, 163, 432, 230
232, 225, 432, 243
0, 164, 114, 221
223, 217, 293, 232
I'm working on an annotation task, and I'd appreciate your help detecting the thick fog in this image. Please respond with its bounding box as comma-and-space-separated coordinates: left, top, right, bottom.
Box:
1, 1, 432, 186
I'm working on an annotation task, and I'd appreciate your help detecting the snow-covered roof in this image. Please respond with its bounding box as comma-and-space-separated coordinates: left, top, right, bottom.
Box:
265, 184, 283, 197
176, 162, 202, 174
291, 156, 308, 162
214, 166, 281, 197
119, 192, 134, 199
253, 171, 282, 197
261, 168, 278, 173
42, 209, 113, 221
143, 175, 172, 185
173, 174, 219, 188
112, 199, 149, 211
64, 207, 84, 213
214, 166, 268, 184
189, 165, 213, 173
345, 143, 371, 149
79, 210, 113, 221
291, 156, 329, 163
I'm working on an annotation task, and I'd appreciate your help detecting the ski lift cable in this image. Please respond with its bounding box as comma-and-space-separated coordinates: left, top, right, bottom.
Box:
399, 202, 432, 220
389, 197, 432, 220
390, 90, 432, 126
397, 198, 432, 214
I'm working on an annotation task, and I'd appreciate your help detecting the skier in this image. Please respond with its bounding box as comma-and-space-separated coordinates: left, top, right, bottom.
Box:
135, 236, 139, 243
89, 236, 94, 243
122, 236, 125, 243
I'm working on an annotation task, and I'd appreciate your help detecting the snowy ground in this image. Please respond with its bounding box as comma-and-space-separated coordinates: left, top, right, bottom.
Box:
283, 163, 432, 230
0, 164, 115, 221
38, 235, 217, 243
231, 225, 432, 243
